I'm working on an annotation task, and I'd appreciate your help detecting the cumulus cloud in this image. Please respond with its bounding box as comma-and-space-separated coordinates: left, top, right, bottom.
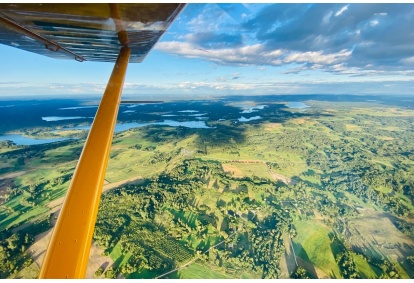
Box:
156, 41, 352, 72
156, 42, 285, 66
284, 49, 352, 65
158, 3, 414, 75
244, 4, 414, 70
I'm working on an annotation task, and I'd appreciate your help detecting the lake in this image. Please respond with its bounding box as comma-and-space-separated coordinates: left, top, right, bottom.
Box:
238, 116, 262, 122
0, 134, 71, 146
42, 116, 93, 121
240, 105, 267, 114
0, 119, 213, 146
72, 119, 214, 132
58, 106, 98, 110
285, 102, 310, 109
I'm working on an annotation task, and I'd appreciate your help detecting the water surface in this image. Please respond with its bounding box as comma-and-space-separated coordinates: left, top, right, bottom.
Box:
178, 110, 199, 113
71, 119, 213, 133
42, 116, 93, 121
238, 116, 262, 122
241, 105, 267, 113
0, 134, 70, 146
285, 102, 310, 109
59, 106, 98, 110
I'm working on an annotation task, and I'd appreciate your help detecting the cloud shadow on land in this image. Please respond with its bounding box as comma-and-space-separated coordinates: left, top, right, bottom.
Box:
138, 120, 248, 150
137, 96, 338, 150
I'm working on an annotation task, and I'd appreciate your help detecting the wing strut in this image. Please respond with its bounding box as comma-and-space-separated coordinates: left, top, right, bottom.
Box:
39, 46, 131, 278
0, 14, 85, 62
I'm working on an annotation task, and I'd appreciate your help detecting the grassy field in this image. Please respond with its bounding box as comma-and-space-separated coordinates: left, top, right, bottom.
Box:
352, 253, 382, 278
104, 129, 192, 182
128, 269, 160, 279
108, 242, 133, 273
0, 192, 49, 231
374, 185, 393, 194
292, 219, 342, 278
298, 173, 321, 187
236, 163, 271, 179
173, 262, 231, 279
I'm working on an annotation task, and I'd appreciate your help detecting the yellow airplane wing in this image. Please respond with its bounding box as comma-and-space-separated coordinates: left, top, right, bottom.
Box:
0, 3, 185, 279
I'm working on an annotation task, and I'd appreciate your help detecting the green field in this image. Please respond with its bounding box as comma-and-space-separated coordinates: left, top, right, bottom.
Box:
352, 253, 382, 279
293, 219, 342, 278
0, 193, 49, 231
174, 262, 231, 279
109, 242, 131, 267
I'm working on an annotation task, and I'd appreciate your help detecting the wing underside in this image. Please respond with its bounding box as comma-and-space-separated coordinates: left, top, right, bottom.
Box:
0, 3, 185, 63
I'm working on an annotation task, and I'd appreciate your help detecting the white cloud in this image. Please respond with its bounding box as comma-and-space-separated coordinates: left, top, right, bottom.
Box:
156, 41, 285, 66
370, 20, 379, 27
284, 49, 352, 65
2, 77, 414, 97
335, 5, 349, 17
401, 56, 414, 65
158, 4, 414, 79
157, 41, 353, 70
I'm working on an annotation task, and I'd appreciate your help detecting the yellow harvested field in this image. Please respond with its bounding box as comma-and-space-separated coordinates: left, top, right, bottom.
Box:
263, 123, 282, 130
270, 172, 294, 185
102, 175, 144, 193
293, 119, 306, 124
345, 124, 362, 131
221, 163, 244, 178
378, 136, 394, 141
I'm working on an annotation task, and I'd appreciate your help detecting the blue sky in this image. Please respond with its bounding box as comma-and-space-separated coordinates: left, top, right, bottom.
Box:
1, 3, 414, 98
